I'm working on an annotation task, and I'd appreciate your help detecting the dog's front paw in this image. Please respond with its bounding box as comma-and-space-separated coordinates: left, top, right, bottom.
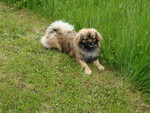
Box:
85, 68, 92, 75
98, 66, 105, 72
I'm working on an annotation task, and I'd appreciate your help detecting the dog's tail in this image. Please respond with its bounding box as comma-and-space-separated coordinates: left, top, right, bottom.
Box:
41, 20, 74, 48
47, 20, 74, 34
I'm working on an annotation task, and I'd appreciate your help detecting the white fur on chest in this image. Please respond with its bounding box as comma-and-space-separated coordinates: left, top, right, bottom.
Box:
84, 50, 98, 58
82, 48, 99, 62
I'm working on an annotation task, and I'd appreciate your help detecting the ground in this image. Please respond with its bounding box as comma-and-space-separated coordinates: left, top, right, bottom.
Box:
0, 2, 149, 113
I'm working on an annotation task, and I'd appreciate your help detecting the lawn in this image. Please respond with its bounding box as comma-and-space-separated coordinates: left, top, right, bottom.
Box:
2, 0, 150, 93
0, 2, 149, 113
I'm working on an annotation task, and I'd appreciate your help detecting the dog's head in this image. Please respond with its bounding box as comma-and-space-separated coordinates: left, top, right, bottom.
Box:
75, 28, 103, 51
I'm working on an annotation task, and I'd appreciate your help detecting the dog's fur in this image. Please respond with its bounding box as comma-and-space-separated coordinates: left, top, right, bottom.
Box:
41, 20, 104, 74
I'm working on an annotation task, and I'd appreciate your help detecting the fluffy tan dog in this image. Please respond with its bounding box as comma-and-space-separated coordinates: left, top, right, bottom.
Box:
41, 20, 104, 74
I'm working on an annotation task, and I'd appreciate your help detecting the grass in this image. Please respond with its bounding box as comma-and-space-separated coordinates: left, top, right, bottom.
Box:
0, 2, 150, 113
2, 0, 150, 94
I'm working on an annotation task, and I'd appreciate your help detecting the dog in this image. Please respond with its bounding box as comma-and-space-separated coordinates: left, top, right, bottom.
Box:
41, 20, 105, 74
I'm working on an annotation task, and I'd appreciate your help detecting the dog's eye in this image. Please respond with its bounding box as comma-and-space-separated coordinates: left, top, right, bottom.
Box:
93, 36, 96, 39
83, 37, 86, 39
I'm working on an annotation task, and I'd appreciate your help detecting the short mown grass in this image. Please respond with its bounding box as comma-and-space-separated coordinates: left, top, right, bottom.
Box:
0, 2, 150, 113
2, 0, 150, 94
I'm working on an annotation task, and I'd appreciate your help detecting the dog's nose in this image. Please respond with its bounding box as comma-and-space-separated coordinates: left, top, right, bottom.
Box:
88, 42, 92, 45
88, 40, 95, 45
88, 39, 92, 43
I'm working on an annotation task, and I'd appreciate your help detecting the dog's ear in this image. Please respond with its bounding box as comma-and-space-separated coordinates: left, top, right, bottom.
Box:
96, 32, 103, 42
75, 34, 81, 45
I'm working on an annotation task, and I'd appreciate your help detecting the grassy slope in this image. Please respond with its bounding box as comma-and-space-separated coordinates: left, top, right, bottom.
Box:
0, 2, 149, 113
2, 0, 150, 93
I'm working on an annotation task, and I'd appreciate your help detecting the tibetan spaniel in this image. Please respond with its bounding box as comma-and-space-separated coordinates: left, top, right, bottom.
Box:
41, 20, 104, 74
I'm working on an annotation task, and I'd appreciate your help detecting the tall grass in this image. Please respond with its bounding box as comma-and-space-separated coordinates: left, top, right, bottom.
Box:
2, 0, 150, 93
